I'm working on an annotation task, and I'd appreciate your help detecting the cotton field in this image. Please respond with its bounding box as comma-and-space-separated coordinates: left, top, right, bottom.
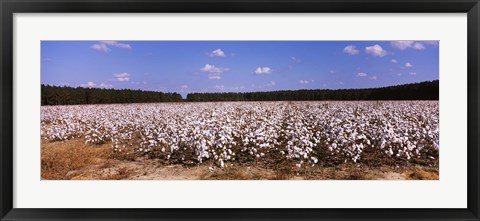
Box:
41, 101, 439, 168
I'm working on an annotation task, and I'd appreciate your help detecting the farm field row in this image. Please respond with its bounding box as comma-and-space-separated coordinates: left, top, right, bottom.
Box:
41, 101, 439, 171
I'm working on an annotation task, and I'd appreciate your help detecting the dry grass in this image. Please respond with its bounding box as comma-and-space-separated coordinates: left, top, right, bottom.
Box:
42, 139, 439, 180
200, 166, 276, 180
406, 167, 439, 180
338, 164, 368, 180
272, 160, 295, 180
41, 139, 114, 180
103, 167, 133, 180
202, 167, 250, 180
41, 139, 137, 180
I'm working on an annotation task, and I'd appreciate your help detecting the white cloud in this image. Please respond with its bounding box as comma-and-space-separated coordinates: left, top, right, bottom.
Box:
180, 85, 189, 90
391, 41, 428, 50
390, 41, 415, 50
208, 49, 226, 57
409, 72, 417, 76
201, 64, 228, 74
391, 59, 398, 63
291, 57, 301, 63
80, 81, 112, 88
267, 81, 276, 87
200, 64, 229, 80
330, 70, 335, 74
214, 85, 225, 91
405, 62, 413, 68
413, 42, 425, 50
365, 45, 387, 57
91, 44, 110, 52
91, 41, 131, 52
254, 67, 273, 75
112, 73, 130, 82
99, 83, 113, 88
356, 72, 367, 77
102, 41, 131, 49
343, 45, 359, 55
82, 81, 96, 87
299, 80, 309, 84
370, 76, 377, 80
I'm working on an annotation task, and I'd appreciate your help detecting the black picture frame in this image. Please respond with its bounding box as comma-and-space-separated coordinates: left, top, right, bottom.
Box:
1, 0, 479, 220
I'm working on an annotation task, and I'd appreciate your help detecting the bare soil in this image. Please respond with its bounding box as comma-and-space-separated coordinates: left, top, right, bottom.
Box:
42, 139, 439, 180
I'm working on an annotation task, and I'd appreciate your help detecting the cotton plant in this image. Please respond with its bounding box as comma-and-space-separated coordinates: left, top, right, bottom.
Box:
41, 101, 439, 167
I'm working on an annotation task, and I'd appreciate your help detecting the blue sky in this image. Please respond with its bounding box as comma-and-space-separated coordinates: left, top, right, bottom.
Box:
41, 41, 439, 98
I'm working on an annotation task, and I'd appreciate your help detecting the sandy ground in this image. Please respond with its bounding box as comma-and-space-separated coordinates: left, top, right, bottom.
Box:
41, 139, 439, 180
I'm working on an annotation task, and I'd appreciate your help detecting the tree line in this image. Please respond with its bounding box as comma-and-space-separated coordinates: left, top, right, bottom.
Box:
41, 80, 438, 105
186, 80, 439, 102
41, 85, 182, 105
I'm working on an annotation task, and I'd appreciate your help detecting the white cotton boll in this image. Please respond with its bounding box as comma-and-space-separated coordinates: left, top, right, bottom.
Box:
388, 148, 393, 156
41, 101, 438, 170
380, 140, 386, 149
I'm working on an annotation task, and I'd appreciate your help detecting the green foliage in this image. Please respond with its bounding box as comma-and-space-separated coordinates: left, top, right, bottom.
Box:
41, 85, 182, 105
41, 80, 438, 105
186, 80, 439, 102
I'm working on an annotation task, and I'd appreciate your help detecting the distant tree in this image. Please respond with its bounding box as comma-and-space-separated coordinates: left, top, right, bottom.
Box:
41, 85, 183, 106
42, 80, 438, 106
184, 80, 439, 102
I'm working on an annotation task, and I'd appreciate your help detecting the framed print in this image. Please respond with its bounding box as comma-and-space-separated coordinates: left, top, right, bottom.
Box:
1, 0, 479, 220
